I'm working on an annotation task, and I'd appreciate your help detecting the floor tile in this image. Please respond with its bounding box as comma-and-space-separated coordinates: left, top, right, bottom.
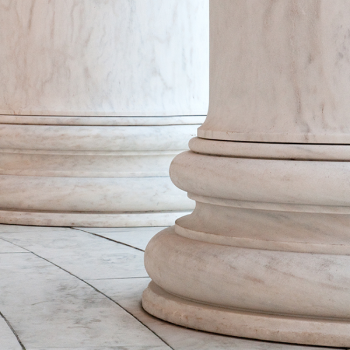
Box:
0, 225, 342, 350
0, 253, 169, 349
0, 224, 72, 233
0, 238, 27, 253
88, 278, 339, 350
0, 229, 147, 279
75, 226, 166, 251
0, 315, 22, 350
29, 347, 166, 350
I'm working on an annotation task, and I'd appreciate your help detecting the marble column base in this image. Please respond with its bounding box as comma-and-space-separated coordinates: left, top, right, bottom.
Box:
0, 117, 203, 226
143, 138, 350, 347
143, 227, 350, 348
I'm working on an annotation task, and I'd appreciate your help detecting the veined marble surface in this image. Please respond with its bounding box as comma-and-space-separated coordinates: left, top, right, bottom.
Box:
0, 224, 339, 350
199, 0, 350, 143
0, 0, 209, 116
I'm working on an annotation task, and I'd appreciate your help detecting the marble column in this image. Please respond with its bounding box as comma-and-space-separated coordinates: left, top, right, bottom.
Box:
0, 0, 208, 227
142, 0, 350, 347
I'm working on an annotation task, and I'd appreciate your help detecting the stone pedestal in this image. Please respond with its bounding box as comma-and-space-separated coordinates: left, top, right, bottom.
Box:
0, 0, 208, 226
142, 0, 350, 346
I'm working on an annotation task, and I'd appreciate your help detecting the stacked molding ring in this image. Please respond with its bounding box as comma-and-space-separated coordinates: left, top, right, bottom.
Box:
143, 138, 350, 347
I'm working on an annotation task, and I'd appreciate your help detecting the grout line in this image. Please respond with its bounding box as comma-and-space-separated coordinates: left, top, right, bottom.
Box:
0, 311, 26, 350
85, 276, 150, 281
0, 238, 31, 254
0, 236, 174, 350
71, 227, 145, 252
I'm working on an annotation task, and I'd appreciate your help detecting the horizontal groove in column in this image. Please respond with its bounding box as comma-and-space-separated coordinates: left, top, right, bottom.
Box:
190, 137, 350, 160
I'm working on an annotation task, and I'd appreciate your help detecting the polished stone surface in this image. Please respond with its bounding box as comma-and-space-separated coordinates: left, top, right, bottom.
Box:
0, 224, 340, 350
200, 0, 350, 143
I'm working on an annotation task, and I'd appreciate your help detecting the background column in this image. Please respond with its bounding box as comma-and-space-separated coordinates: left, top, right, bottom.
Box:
0, 0, 209, 227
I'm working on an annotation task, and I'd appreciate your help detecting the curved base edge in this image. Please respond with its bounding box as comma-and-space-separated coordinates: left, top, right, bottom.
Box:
0, 210, 190, 227
142, 281, 350, 348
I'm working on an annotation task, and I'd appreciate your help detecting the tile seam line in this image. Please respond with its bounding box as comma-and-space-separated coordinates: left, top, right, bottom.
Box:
0, 310, 26, 350
0, 236, 174, 350
71, 227, 145, 252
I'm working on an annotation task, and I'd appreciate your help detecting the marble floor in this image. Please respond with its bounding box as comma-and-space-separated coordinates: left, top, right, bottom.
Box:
0, 224, 346, 350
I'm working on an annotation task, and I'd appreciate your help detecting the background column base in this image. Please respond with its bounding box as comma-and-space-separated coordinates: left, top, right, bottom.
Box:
0, 210, 190, 227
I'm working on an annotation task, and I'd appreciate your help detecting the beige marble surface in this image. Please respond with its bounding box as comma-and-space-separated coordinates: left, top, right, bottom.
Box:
199, 0, 350, 143
0, 0, 208, 116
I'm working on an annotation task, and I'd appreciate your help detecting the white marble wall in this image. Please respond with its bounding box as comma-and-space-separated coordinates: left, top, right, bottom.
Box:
0, 0, 208, 116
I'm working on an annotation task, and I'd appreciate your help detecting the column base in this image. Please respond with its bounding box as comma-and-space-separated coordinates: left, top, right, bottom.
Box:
0, 121, 200, 227
143, 281, 350, 348
0, 209, 190, 227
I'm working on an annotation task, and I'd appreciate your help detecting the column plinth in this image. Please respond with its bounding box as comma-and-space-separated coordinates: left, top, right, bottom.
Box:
142, 0, 350, 346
